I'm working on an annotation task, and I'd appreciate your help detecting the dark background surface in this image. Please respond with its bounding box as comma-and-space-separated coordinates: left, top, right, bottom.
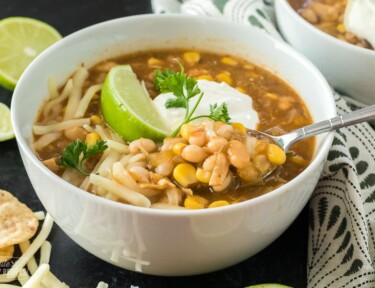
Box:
0, 1, 308, 287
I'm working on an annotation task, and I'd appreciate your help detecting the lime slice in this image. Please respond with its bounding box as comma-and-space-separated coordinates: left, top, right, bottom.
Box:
0, 17, 61, 90
101, 65, 170, 142
246, 284, 292, 288
0, 102, 14, 141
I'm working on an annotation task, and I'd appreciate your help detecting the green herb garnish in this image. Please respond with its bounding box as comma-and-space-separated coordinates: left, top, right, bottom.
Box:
154, 67, 231, 136
60, 140, 108, 176
154, 68, 175, 91
189, 103, 231, 124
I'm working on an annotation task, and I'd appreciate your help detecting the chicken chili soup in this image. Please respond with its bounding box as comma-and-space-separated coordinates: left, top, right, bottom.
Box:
289, 0, 374, 49
33, 49, 315, 210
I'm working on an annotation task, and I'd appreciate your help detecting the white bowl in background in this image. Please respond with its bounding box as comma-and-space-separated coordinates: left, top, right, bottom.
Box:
11, 15, 336, 276
275, 0, 375, 105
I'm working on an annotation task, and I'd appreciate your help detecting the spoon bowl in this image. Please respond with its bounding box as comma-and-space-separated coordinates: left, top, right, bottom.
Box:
248, 104, 375, 180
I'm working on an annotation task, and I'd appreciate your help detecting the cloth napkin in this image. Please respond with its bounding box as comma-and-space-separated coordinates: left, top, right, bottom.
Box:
151, 0, 375, 287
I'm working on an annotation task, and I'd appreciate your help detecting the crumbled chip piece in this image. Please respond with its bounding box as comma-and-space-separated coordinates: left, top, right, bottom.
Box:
0, 245, 14, 263
0, 189, 39, 248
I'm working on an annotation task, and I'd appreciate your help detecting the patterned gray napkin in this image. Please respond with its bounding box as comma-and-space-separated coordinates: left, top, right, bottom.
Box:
151, 0, 375, 287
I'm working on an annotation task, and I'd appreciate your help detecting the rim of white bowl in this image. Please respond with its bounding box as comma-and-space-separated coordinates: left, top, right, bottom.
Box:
12, 14, 336, 217
278, 0, 375, 56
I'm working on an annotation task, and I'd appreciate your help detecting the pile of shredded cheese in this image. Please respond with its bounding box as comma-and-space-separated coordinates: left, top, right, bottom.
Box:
0, 212, 109, 288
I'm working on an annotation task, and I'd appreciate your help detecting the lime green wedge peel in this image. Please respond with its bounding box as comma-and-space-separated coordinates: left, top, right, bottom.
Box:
0, 17, 61, 90
101, 65, 170, 142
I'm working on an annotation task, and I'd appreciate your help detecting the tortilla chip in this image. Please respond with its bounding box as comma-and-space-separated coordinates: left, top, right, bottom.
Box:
0, 245, 14, 263
0, 190, 39, 248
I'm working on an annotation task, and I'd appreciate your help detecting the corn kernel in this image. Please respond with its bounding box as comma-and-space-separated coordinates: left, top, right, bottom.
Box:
90, 115, 103, 125
86, 132, 101, 147
180, 124, 195, 140
173, 163, 198, 187
184, 195, 209, 209
197, 74, 213, 81
221, 56, 238, 66
244, 64, 254, 70
147, 57, 163, 66
247, 71, 259, 79
216, 72, 232, 85
337, 23, 346, 33
231, 122, 246, 133
173, 143, 187, 155
196, 168, 212, 184
264, 92, 278, 100
236, 87, 246, 94
183, 51, 200, 65
267, 143, 286, 165
289, 155, 308, 166
208, 200, 230, 208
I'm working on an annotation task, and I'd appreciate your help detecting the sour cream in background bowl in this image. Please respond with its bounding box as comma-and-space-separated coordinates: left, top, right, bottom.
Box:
275, 0, 375, 105
12, 15, 335, 276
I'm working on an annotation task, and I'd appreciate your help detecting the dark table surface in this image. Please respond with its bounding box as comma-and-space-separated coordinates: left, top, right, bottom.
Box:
0, 1, 308, 287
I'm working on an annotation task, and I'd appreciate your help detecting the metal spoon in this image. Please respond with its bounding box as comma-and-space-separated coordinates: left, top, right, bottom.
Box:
247, 104, 375, 179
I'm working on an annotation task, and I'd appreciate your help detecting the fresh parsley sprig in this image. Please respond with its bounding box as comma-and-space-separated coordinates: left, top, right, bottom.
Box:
60, 140, 107, 176
154, 69, 174, 91
154, 67, 231, 136
187, 102, 231, 124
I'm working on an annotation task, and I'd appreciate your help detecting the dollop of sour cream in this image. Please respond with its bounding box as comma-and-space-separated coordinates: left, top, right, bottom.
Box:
344, 0, 375, 48
153, 80, 259, 132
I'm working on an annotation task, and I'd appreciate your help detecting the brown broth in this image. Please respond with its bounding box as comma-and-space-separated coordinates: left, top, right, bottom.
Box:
34, 49, 315, 204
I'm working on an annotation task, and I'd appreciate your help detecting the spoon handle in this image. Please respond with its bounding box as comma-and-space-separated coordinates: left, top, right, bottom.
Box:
284, 104, 375, 149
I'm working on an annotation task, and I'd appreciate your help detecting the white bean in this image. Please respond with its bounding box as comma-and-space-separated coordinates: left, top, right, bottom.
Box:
155, 162, 174, 176
188, 132, 207, 146
228, 140, 250, 169
253, 154, 272, 175
206, 137, 228, 153
216, 124, 234, 139
238, 164, 260, 183
129, 138, 156, 154
212, 174, 232, 192
181, 145, 207, 163
203, 154, 218, 171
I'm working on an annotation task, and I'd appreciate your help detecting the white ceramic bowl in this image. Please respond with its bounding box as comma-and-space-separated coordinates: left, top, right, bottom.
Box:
12, 15, 336, 276
275, 0, 375, 105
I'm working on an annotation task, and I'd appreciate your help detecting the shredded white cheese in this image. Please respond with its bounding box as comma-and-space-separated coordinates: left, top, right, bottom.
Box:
33, 211, 45, 221
6, 214, 53, 279
39, 241, 52, 265
22, 263, 50, 288
19, 241, 38, 274
0, 213, 109, 287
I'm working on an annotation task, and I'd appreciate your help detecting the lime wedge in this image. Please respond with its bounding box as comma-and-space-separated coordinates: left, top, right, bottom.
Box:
0, 17, 61, 90
101, 65, 170, 142
246, 284, 292, 288
0, 102, 14, 141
